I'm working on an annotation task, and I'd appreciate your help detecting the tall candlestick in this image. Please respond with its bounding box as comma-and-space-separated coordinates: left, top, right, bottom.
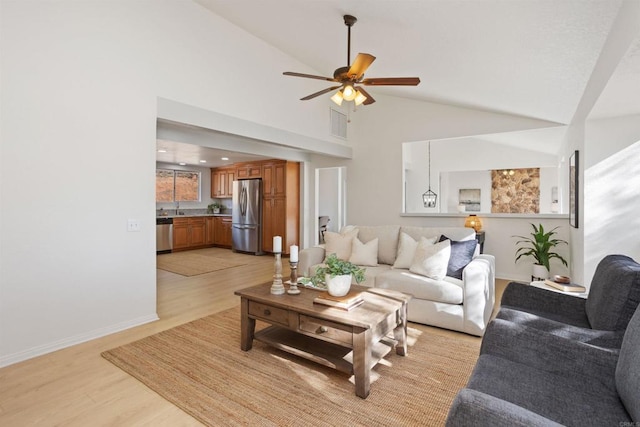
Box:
290, 245, 298, 262
287, 261, 300, 295
273, 236, 282, 253
270, 253, 285, 295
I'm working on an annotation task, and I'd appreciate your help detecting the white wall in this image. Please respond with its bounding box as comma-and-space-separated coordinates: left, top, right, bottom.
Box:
583, 114, 640, 285
317, 168, 340, 234
405, 139, 562, 213
304, 94, 572, 280
0, 0, 340, 366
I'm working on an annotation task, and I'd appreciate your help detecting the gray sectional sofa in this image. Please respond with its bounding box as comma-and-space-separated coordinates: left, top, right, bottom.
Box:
446, 254, 640, 426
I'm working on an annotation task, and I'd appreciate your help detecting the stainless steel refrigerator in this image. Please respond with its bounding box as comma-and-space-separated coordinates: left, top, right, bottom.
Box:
232, 179, 263, 255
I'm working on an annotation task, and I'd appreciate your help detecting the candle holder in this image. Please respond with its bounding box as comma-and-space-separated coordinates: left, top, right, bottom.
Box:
287, 261, 300, 295
270, 252, 285, 295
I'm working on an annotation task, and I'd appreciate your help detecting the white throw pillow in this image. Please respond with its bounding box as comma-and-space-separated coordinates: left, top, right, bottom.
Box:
349, 237, 379, 266
393, 232, 436, 269
324, 229, 358, 261
409, 238, 451, 280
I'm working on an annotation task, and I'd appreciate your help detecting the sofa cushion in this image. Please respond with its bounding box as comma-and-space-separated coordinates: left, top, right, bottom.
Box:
355, 225, 401, 265
439, 235, 478, 279
467, 355, 632, 426
376, 269, 464, 304
393, 232, 436, 269
616, 305, 640, 421
585, 254, 640, 330
349, 237, 378, 266
410, 238, 451, 280
323, 229, 358, 261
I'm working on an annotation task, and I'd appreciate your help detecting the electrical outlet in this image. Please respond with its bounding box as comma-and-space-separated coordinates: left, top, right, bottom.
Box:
127, 219, 141, 232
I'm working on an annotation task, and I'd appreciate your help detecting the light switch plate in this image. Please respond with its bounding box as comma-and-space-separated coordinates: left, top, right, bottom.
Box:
127, 219, 141, 232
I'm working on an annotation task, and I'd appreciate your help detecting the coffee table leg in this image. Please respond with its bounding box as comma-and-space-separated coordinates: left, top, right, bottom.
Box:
394, 301, 408, 356
240, 297, 255, 351
353, 328, 372, 398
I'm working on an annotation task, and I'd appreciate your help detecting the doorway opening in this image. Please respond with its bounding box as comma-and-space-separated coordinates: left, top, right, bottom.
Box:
314, 167, 347, 245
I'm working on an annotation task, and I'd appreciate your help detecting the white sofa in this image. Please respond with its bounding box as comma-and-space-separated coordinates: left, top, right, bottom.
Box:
298, 225, 495, 336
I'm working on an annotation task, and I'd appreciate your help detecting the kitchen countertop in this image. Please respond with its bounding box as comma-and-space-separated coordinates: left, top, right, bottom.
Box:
157, 213, 232, 218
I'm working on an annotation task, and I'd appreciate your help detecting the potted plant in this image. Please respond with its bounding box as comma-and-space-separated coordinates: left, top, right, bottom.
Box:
514, 223, 568, 280
208, 202, 224, 214
312, 253, 366, 296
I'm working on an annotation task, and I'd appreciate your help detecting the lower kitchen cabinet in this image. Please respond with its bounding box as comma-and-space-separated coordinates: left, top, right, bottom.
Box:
213, 217, 232, 248
173, 217, 207, 250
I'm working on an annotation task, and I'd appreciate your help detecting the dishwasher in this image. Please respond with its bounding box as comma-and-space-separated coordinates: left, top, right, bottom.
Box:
156, 217, 173, 253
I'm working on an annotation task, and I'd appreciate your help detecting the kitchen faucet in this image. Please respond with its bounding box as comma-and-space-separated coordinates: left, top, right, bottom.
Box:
175, 201, 180, 215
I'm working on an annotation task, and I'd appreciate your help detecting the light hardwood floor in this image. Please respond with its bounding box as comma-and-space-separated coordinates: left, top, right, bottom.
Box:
0, 248, 509, 426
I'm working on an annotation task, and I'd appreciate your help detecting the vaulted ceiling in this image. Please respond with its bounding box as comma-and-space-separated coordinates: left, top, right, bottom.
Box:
159, 1, 640, 166
196, 0, 640, 125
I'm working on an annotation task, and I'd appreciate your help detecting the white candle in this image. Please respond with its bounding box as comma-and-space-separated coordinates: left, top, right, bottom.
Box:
273, 236, 282, 253
290, 245, 298, 262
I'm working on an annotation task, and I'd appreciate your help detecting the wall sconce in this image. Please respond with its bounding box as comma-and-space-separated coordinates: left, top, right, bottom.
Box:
464, 214, 482, 232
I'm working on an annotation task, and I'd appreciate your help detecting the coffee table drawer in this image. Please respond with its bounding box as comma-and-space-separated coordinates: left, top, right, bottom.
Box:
248, 302, 289, 326
299, 315, 352, 346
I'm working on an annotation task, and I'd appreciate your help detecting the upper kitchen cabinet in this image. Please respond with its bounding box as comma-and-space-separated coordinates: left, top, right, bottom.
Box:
262, 160, 299, 254
211, 167, 235, 198
235, 162, 263, 180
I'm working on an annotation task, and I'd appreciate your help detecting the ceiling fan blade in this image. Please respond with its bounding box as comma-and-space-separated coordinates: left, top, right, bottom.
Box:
300, 86, 341, 101
348, 53, 376, 79
361, 77, 421, 86
283, 72, 337, 82
356, 86, 376, 105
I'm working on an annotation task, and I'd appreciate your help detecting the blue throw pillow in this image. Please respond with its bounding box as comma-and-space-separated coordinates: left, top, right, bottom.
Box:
438, 235, 477, 279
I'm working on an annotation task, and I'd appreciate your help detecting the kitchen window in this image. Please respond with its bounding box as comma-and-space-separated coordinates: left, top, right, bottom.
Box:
156, 168, 201, 202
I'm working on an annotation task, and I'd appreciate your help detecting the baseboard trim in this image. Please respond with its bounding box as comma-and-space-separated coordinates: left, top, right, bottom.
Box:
0, 313, 159, 368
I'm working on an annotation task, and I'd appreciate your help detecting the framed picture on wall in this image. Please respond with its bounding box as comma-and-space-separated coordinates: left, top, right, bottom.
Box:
570, 150, 579, 228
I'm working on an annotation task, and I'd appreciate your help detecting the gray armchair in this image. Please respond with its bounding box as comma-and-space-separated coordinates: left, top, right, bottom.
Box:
497, 254, 640, 347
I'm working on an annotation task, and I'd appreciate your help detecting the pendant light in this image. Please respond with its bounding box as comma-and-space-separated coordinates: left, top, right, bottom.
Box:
422, 141, 438, 208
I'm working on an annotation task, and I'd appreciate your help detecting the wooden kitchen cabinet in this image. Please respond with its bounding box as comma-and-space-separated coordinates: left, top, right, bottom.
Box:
173, 217, 207, 250
205, 217, 216, 245
211, 167, 235, 198
213, 216, 232, 248
235, 162, 262, 180
262, 160, 299, 254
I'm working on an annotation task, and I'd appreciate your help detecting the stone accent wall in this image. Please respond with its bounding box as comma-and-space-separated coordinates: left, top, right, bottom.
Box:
491, 168, 540, 213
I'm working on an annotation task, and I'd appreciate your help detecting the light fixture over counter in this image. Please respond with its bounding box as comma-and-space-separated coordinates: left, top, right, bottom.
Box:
422, 141, 437, 208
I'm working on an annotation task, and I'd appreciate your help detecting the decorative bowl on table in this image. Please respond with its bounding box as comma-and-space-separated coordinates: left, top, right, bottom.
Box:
553, 275, 571, 284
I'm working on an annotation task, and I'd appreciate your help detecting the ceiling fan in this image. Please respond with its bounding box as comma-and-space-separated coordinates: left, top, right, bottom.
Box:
283, 15, 420, 106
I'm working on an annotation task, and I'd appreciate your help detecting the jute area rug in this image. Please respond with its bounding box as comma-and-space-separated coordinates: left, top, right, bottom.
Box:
157, 251, 247, 276
102, 307, 480, 426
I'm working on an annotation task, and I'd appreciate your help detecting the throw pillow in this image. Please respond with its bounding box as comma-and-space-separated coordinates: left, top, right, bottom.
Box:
439, 235, 477, 279
324, 229, 358, 261
409, 238, 451, 280
393, 232, 436, 269
349, 237, 379, 266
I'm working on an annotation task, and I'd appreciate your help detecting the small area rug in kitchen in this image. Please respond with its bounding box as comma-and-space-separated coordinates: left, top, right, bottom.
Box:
157, 251, 246, 276
102, 306, 480, 426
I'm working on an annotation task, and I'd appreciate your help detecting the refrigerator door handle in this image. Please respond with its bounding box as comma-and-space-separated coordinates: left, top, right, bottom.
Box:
240, 187, 247, 216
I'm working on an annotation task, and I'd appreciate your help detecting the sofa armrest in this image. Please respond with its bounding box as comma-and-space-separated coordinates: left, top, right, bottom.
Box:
298, 246, 326, 277
461, 254, 495, 336
446, 389, 562, 427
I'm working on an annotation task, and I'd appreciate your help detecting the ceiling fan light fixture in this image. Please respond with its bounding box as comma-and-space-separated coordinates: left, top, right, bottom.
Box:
330, 91, 344, 106
354, 90, 367, 106
342, 84, 357, 101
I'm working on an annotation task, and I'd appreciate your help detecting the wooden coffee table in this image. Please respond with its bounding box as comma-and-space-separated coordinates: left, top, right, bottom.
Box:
234, 283, 411, 398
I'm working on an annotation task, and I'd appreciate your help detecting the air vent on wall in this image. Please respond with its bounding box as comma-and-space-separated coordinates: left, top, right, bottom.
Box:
330, 108, 347, 139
